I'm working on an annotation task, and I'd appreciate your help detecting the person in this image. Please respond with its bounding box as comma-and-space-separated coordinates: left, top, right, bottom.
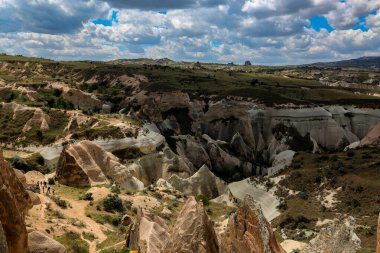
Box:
37, 181, 39, 187
52, 188, 55, 195
42, 185, 45, 193
47, 187, 51, 194
44, 181, 47, 187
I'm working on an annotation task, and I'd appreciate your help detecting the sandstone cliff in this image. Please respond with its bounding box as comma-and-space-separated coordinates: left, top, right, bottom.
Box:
127, 209, 170, 253
163, 196, 220, 253
0, 150, 32, 253
56, 140, 144, 190
221, 195, 285, 253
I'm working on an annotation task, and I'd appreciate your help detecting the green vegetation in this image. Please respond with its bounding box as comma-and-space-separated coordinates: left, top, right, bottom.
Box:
55, 232, 89, 253
96, 230, 126, 252
275, 147, 380, 249
103, 194, 124, 212
50, 195, 70, 208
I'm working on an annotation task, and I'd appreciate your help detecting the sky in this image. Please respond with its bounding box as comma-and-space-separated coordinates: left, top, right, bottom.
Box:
0, 0, 379, 65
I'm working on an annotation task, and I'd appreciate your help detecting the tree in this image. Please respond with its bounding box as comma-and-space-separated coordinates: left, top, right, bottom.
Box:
244, 60, 252, 66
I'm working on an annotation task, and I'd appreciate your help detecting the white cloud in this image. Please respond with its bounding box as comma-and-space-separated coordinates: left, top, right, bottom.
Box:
0, 0, 379, 64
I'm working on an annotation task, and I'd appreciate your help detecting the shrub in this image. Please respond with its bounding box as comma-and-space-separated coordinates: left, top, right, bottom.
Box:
196, 195, 210, 206
48, 177, 55, 185
347, 150, 355, 157
103, 194, 124, 212
11, 156, 30, 172
50, 195, 69, 208
79, 192, 94, 201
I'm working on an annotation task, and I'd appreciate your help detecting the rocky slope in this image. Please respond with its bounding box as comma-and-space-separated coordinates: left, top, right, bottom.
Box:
221, 195, 285, 253
0, 150, 32, 253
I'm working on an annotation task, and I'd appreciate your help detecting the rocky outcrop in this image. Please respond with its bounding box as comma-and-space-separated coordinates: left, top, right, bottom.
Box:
0, 150, 32, 253
126, 147, 193, 186
376, 213, 379, 253
213, 178, 280, 221
56, 140, 143, 190
63, 88, 103, 111
301, 217, 361, 253
176, 137, 211, 170
127, 209, 170, 253
28, 231, 67, 253
221, 195, 285, 253
163, 196, 219, 253
359, 122, 380, 146
168, 165, 226, 198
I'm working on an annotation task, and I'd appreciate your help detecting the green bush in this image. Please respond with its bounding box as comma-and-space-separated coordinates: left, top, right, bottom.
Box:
195, 195, 210, 206
103, 194, 124, 212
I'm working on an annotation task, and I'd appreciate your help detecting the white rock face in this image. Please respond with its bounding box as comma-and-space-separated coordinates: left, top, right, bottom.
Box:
266, 150, 296, 177
213, 178, 280, 221
36, 123, 165, 167
168, 165, 226, 198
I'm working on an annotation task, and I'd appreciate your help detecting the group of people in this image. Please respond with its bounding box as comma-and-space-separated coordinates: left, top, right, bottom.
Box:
37, 180, 55, 195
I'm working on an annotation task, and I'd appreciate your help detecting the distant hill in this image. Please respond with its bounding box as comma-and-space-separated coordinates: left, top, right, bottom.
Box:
305, 56, 380, 69
110, 58, 175, 65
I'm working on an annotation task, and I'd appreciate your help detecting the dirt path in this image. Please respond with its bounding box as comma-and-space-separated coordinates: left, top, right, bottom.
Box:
58, 194, 108, 253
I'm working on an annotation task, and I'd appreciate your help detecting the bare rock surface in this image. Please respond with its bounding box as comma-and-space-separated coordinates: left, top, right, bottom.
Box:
301, 217, 361, 253
0, 150, 32, 253
221, 195, 285, 253
127, 209, 170, 253
266, 150, 295, 176
359, 122, 380, 146
376, 213, 379, 253
56, 140, 143, 190
213, 178, 280, 221
163, 196, 220, 253
168, 164, 226, 198
28, 231, 67, 253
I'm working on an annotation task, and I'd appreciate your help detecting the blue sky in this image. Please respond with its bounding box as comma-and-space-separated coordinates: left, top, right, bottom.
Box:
0, 0, 379, 65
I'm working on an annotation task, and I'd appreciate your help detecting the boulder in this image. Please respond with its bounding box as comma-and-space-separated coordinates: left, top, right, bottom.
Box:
168, 165, 226, 198
28, 231, 67, 253
162, 197, 219, 253
27, 191, 41, 206
221, 195, 285, 253
121, 214, 133, 226
0, 150, 32, 253
301, 217, 361, 253
56, 140, 143, 190
127, 209, 170, 253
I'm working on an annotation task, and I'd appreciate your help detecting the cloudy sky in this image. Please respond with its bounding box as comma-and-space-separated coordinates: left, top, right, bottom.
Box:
0, 0, 379, 65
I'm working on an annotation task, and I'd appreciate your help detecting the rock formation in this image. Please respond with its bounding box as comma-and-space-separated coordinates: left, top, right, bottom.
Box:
162, 197, 220, 253
56, 140, 144, 190
127, 209, 170, 253
221, 195, 285, 253
377, 213, 379, 253
168, 165, 226, 198
126, 146, 193, 186
301, 217, 361, 253
0, 150, 32, 253
359, 122, 380, 146
28, 231, 67, 253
